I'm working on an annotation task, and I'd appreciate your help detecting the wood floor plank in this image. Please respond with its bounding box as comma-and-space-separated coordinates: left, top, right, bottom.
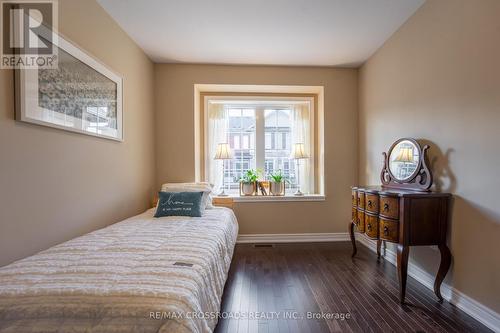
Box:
320, 250, 415, 333
362, 246, 477, 333
270, 248, 299, 333
248, 249, 260, 333
215, 242, 492, 333
332, 247, 440, 333
310, 247, 365, 333
237, 252, 251, 333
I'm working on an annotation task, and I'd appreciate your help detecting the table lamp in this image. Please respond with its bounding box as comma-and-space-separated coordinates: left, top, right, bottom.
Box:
214, 143, 233, 196
291, 143, 308, 196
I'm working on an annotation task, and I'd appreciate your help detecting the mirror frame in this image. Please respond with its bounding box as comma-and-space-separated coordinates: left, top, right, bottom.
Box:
381, 138, 433, 191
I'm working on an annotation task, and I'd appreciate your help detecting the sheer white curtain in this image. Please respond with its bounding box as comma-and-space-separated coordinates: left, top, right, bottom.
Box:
292, 103, 312, 194
207, 103, 228, 192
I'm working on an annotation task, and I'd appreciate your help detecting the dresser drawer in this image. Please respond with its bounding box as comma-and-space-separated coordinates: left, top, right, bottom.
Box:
365, 193, 379, 213
352, 189, 357, 206
380, 195, 399, 219
365, 213, 379, 239
357, 191, 365, 209
379, 218, 399, 242
356, 209, 365, 232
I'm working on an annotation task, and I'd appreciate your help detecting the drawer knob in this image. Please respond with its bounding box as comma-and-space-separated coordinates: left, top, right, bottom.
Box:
358, 197, 361, 204
383, 203, 389, 211
367, 224, 372, 231
367, 200, 372, 208
383, 226, 389, 236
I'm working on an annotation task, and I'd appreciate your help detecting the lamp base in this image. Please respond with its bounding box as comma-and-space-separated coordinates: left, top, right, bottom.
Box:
218, 189, 228, 197
294, 189, 304, 196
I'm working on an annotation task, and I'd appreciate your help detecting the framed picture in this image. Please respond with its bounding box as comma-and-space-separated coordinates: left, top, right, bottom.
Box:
14, 32, 123, 141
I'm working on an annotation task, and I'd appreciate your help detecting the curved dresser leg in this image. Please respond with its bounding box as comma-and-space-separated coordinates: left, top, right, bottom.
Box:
397, 244, 409, 304
349, 222, 357, 257
434, 244, 451, 303
376, 239, 382, 259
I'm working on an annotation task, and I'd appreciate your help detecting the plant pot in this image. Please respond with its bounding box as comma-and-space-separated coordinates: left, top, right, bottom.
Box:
269, 181, 285, 196
240, 182, 256, 196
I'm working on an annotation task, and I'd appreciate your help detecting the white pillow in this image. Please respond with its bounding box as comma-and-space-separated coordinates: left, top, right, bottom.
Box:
160, 182, 214, 210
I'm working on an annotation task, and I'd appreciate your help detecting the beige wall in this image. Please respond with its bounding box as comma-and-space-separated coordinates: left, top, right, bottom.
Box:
0, 0, 156, 266
359, 0, 500, 312
155, 64, 358, 234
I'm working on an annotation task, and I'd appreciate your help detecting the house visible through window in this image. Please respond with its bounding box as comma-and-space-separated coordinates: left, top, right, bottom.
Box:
264, 109, 296, 188
226, 108, 256, 190
205, 96, 316, 195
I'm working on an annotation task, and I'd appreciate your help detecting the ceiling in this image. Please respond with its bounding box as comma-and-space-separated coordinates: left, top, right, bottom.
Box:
97, 0, 425, 67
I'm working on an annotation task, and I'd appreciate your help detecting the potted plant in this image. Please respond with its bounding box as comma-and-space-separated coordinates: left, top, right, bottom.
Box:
239, 169, 260, 196
268, 169, 287, 196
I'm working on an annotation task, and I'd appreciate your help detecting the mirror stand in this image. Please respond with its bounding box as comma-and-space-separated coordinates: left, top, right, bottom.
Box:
380, 138, 433, 191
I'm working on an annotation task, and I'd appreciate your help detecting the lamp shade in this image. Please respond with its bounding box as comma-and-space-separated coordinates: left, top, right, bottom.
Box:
214, 143, 233, 160
394, 147, 414, 163
290, 143, 308, 159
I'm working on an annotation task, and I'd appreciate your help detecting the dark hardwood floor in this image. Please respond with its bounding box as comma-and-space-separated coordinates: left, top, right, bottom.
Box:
214, 242, 492, 333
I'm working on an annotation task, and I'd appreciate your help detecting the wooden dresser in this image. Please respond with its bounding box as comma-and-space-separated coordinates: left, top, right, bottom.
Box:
350, 186, 452, 303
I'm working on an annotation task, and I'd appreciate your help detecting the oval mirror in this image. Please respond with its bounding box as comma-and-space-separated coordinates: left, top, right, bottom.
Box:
388, 139, 421, 182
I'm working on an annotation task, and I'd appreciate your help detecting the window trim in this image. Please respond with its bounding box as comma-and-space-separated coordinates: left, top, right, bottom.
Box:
194, 84, 325, 196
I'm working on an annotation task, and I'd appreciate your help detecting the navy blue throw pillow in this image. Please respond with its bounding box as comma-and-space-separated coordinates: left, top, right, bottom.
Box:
154, 191, 204, 217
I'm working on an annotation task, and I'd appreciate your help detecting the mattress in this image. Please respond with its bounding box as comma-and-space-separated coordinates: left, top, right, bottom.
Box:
0, 207, 238, 333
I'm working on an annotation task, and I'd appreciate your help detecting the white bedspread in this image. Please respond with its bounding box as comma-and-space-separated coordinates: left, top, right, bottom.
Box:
0, 207, 238, 333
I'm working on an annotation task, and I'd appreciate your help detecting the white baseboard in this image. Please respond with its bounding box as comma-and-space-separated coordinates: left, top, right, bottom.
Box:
356, 234, 500, 333
236, 232, 349, 244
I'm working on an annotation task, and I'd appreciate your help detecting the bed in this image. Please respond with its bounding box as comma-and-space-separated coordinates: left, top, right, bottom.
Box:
0, 207, 238, 333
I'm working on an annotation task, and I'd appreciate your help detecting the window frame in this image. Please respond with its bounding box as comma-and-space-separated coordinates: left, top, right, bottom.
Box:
203, 96, 316, 194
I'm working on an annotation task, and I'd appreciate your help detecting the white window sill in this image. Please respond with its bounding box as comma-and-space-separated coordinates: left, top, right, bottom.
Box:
214, 194, 325, 202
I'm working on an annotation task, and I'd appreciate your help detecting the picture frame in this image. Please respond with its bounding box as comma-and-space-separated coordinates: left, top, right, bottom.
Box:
14, 30, 123, 141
